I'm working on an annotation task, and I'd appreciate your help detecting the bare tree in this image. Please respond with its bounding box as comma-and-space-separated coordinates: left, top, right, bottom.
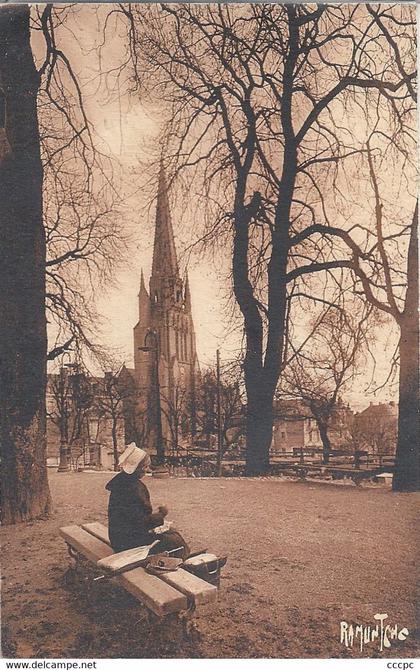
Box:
48, 362, 93, 469
198, 370, 217, 449
67, 368, 93, 462
280, 305, 374, 463
160, 383, 190, 456
33, 5, 126, 362
349, 5, 418, 491
358, 145, 418, 490
94, 368, 135, 470
1, 5, 128, 521
124, 4, 415, 475
197, 363, 244, 455
353, 413, 397, 458
0, 6, 51, 523
285, 5, 418, 487
352, 410, 398, 456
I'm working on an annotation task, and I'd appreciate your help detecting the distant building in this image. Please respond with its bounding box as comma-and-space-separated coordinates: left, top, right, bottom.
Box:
271, 398, 354, 455
353, 401, 398, 454
272, 400, 321, 455
123, 164, 200, 453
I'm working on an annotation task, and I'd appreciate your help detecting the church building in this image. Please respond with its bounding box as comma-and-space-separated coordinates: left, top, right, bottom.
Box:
121, 165, 199, 456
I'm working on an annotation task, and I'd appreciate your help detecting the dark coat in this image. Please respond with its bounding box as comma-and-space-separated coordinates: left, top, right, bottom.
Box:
105, 472, 164, 553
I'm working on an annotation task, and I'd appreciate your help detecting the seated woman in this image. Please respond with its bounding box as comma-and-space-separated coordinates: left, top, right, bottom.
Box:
105, 443, 189, 558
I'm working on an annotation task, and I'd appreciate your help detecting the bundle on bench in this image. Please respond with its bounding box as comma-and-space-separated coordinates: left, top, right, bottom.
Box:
60, 522, 225, 618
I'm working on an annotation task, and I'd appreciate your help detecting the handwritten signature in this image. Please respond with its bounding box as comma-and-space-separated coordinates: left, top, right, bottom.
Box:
340, 613, 409, 653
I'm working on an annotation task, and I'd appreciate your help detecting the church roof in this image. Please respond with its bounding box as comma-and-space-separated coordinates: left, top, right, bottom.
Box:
120, 366, 135, 377
151, 162, 179, 279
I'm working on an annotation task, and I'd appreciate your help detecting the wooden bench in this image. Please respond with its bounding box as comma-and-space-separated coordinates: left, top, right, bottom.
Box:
276, 462, 395, 486
326, 466, 394, 485
60, 522, 218, 618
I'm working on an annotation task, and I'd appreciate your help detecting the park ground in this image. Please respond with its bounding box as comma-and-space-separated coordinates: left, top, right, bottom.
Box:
1, 471, 419, 659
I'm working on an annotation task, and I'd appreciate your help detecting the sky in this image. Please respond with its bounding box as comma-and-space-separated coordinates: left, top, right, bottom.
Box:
39, 4, 409, 412
39, 5, 242, 368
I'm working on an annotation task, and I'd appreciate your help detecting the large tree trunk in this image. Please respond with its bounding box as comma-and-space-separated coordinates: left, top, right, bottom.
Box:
393, 207, 419, 491
245, 382, 273, 475
0, 6, 51, 523
243, 7, 298, 477
394, 315, 419, 491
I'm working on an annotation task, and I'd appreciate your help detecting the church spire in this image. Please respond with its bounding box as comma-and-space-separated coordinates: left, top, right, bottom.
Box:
139, 268, 147, 297
138, 268, 151, 324
151, 162, 179, 279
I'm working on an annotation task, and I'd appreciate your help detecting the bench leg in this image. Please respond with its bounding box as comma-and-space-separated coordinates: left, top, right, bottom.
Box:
179, 610, 201, 642
63, 564, 86, 588
142, 610, 200, 646
63, 543, 98, 588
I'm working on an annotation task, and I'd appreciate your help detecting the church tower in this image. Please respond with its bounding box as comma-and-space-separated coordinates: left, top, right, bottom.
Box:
133, 164, 199, 453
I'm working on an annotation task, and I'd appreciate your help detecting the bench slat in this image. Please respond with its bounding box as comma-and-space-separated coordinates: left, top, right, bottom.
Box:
82, 522, 110, 545
82, 522, 218, 606
114, 568, 188, 616
60, 525, 113, 562
159, 569, 217, 605
97, 541, 160, 574
60, 525, 188, 617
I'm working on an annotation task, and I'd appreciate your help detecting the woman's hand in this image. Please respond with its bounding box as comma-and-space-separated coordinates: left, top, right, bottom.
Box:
158, 505, 169, 517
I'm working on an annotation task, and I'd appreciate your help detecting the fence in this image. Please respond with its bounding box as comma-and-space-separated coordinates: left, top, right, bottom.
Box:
153, 450, 395, 478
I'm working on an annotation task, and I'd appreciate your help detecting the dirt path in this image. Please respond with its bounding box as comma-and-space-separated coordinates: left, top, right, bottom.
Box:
1, 472, 418, 658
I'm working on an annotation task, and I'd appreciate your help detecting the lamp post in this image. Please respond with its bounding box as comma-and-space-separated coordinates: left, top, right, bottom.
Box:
138, 329, 164, 464
216, 349, 223, 477
57, 364, 70, 472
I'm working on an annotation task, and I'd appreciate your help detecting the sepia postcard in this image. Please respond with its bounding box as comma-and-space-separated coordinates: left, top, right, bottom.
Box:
0, 1, 418, 665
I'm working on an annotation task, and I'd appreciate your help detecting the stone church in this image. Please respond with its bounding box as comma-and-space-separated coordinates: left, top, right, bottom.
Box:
121, 165, 200, 455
